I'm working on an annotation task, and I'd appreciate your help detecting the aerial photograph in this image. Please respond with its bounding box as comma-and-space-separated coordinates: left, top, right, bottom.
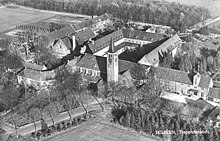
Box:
0, 0, 220, 141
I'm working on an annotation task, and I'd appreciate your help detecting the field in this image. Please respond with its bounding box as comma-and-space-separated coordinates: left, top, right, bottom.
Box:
0, 6, 56, 33
43, 120, 161, 141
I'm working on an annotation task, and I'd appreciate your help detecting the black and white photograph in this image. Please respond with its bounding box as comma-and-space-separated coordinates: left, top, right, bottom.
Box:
0, 0, 220, 141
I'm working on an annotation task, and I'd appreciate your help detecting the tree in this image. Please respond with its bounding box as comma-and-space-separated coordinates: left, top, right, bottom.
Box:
190, 52, 196, 72
137, 68, 162, 109
31, 36, 56, 66
202, 57, 207, 73
130, 64, 147, 81
54, 68, 87, 114
43, 102, 58, 127
87, 82, 104, 111
28, 107, 41, 134
178, 57, 185, 71
207, 55, 214, 72
199, 60, 204, 74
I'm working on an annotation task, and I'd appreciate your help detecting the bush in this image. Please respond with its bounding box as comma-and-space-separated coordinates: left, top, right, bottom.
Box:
67, 122, 71, 128
46, 129, 52, 136
77, 117, 83, 124
61, 121, 67, 130
72, 119, 77, 126
56, 124, 62, 132
50, 125, 56, 131
36, 131, 42, 140
31, 132, 36, 138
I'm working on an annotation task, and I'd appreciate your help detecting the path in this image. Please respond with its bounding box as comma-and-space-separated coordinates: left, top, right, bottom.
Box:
7, 99, 106, 136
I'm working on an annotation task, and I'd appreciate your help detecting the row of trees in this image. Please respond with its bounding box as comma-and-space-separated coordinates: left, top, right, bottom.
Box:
9, 0, 211, 32
112, 104, 219, 141
1, 65, 106, 139
159, 46, 220, 75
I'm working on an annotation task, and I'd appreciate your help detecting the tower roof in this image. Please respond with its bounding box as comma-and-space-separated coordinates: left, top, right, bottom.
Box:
108, 37, 115, 53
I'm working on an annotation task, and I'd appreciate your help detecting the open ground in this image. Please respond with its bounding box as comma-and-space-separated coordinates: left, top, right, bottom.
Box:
0, 6, 56, 33
42, 119, 161, 141
0, 5, 91, 33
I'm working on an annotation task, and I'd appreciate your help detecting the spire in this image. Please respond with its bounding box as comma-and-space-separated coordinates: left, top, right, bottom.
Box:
108, 37, 114, 53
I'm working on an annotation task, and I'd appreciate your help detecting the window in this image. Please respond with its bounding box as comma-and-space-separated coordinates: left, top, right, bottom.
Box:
97, 71, 100, 76
87, 69, 92, 75
208, 97, 213, 101
201, 92, 204, 98
93, 71, 96, 77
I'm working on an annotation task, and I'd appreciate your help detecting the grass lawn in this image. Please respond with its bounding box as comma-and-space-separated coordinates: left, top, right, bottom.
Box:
43, 119, 161, 141
0, 6, 56, 33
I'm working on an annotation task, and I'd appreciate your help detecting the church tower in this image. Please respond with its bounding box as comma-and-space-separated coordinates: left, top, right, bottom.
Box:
107, 37, 118, 83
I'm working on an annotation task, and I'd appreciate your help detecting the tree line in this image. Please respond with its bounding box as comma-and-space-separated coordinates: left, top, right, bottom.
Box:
159, 45, 220, 75
111, 104, 220, 141
7, 0, 211, 32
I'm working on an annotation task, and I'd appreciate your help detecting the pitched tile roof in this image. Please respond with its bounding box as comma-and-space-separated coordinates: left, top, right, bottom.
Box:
23, 62, 44, 71
199, 75, 212, 89
18, 68, 55, 81
46, 25, 76, 40
154, 67, 193, 85
208, 88, 220, 99
61, 37, 72, 49
139, 34, 182, 66
88, 29, 166, 54
122, 29, 165, 42
88, 29, 123, 53
19, 69, 44, 81
75, 53, 139, 73
74, 28, 96, 44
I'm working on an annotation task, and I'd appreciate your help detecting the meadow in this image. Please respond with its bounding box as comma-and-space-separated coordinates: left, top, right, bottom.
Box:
0, 6, 56, 33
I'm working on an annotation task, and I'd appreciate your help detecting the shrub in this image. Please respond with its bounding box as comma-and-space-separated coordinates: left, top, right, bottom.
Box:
56, 124, 62, 132
36, 131, 42, 140
50, 125, 56, 131
47, 129, 52, 136
61, 121, 67, 130
31, 132, 36, 138
72, 119, 77, 126
67, 122, 71, 128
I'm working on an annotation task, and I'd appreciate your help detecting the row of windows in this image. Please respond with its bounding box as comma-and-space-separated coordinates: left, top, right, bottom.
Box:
79, 67, 100, 77
125, 38, 148, 45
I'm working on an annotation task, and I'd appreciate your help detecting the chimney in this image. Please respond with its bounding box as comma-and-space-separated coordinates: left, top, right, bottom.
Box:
72, 36, 76, 51
193, 73, 201, 87
92, 40, 95, 45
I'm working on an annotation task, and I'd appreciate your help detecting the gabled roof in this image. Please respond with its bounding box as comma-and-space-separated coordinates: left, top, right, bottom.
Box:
154, 67, 193, 85
122, 29, 165, 42
199, 75, 212, 89
139, 34, 182, 66
46, 25, 76, 40
19, 69, 43, 81
154, 67, 212, 89
88, 29, 123, 53
61, 37, 72, 49
23, 62, 44, 71
74, 28, 96, 44
75, 53, 139, 73
88, 29, 166, 54
18, 68, 55, 81
208, 88, 220, 99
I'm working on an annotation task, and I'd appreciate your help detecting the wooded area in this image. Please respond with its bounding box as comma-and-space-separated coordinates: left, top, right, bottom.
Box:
6, 0, 211, 31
